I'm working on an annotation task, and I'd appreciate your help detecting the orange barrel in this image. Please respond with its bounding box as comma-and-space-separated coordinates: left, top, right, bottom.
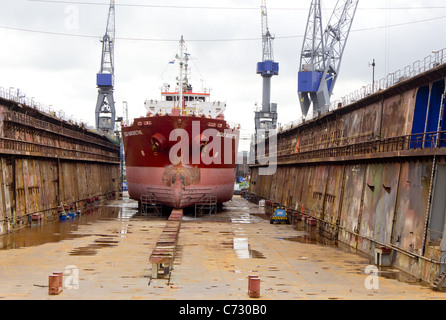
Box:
248, 275, 258, 294
48, 275, 60, 295
53, 272, 64, 291
248, 276, 260, 298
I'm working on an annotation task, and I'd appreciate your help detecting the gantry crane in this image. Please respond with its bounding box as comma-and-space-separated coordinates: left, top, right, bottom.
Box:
255, 0, 279, 137
298, 0, 359, 118
95, 0, 116, 134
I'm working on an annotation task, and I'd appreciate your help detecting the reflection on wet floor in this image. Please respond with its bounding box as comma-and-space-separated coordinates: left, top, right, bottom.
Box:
233, 238, 266, 259
69, 237, 121, 256
0, 195, 427, 287
0, 197, 141, 250
278, 224, 337, 247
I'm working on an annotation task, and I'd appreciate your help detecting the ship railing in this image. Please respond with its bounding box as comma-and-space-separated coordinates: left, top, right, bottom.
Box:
121, 119, 134, 127
226, 121, 241, 130
256, 130, 446, 164
121, 116, 240, 131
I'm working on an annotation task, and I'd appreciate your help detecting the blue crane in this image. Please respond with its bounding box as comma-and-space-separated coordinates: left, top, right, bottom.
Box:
95, 0, 116, 134
255, 0, 279, 137
298, 0, 359, 118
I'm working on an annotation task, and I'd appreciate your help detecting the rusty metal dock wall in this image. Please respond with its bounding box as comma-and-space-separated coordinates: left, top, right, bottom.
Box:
249, 63, 446, 285
0, 97, 121, 235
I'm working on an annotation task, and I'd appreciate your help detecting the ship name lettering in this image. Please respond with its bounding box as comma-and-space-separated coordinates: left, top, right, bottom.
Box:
216, 132, 237, 139
124, 130, 143, 137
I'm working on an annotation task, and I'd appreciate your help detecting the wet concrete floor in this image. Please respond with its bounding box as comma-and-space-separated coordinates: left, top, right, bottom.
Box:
0, 194, 445, 300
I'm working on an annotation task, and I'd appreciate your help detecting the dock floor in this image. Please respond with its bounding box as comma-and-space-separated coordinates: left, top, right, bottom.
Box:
0, 195, 445, 300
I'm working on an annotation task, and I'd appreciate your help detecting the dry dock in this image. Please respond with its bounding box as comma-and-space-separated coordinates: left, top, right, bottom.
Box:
0, 194, 445, 301
249, 53, 446, 288
0, 91, 121, 236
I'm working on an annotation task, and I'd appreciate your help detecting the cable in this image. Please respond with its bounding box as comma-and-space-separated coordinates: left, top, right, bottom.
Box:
1, 14, 446, 42
0, 24, 99, 39
25, 0, 287, 10
26, 0, 446, 11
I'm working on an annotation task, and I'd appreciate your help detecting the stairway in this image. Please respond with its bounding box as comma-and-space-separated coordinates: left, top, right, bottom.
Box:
432, 251, 446, 291
432, 270, 446, 291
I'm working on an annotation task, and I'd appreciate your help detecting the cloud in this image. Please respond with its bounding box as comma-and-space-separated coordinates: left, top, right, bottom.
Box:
1, 0, 446, 147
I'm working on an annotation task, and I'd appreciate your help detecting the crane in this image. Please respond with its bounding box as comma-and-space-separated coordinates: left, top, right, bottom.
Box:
95, 0, 116, 134
255, 0, 279, 138
298, 0, 359, 118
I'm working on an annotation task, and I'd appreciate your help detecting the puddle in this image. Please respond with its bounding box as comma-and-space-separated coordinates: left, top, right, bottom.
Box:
279, 235, 338, 247
283, 216, 426, 287
233, 238, 266, 259
0, 197, 140, 250
371, 267, 424, 285
181, 200, 263, 224
69, 237, 121, 256
69, 242, 118, 256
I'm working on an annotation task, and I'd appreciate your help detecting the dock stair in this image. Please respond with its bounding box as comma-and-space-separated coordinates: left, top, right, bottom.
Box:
432, 270, 446, 291
432, 251, 446, 291
149, 209, 183, 280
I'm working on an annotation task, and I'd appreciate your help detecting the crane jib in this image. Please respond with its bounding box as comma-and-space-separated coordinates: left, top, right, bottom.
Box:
298, 0, 360, 119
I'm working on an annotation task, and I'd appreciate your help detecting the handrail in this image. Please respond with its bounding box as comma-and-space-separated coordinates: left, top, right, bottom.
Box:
280, 47, 446, 131
255, 130, 446, 164
3, 110, 119, 151
0, 86, 88, 128
0, 137, 120, 163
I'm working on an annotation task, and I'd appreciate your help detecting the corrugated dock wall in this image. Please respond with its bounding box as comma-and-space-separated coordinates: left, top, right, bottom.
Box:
0, 96, 121, 235
249, 63, 446, 285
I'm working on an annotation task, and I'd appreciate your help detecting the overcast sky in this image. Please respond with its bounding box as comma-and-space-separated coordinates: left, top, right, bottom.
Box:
1, 0, 446, 150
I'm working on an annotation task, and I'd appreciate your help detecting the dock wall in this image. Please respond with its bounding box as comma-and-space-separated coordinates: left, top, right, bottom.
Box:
0, 97, 121, 235
249, 64, 446, 285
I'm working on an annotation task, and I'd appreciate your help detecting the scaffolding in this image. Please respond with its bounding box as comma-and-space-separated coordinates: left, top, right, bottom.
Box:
140, 194, 163, 216
194, 194, 217, 217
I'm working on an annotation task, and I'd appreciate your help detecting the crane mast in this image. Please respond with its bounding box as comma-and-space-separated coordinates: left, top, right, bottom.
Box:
261, 1, 273, 62
255, 0, 279, 138
298, 0, 359, 118
95, 0, 116, 134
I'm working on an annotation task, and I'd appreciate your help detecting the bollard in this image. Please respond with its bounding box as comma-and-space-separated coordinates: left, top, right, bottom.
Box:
248, 275, 258, 294
48, 275, 61, 295
248, 276, 260, 298
52, 272, 64, 292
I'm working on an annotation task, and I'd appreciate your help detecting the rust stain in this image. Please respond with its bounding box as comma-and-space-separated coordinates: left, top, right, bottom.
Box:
162, 165, 201, 188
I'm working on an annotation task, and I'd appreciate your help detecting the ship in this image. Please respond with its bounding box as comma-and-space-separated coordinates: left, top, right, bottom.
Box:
122, 37, 240, 211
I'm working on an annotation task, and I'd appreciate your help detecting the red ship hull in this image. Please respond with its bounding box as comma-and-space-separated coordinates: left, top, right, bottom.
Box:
122, 115, 239, 209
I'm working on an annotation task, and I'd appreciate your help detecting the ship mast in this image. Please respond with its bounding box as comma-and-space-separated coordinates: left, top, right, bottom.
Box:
179, 36, 185, 113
